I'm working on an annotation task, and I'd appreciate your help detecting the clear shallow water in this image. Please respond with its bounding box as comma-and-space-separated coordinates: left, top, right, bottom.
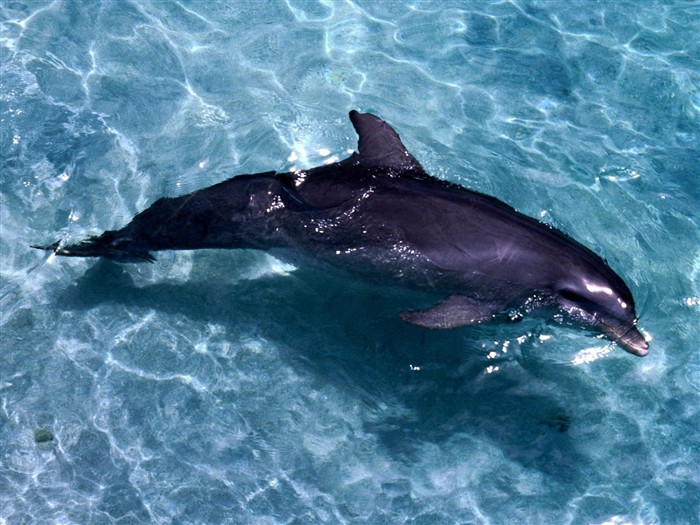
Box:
1, 0, 698, 523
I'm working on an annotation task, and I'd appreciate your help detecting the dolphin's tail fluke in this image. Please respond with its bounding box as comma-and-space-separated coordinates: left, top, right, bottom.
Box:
31, 231, 155, 263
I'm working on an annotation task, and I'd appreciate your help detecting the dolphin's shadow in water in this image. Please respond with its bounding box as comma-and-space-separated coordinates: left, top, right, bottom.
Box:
57, 257, 598, 481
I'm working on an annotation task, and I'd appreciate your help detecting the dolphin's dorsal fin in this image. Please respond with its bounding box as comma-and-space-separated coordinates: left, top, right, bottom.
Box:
348, 110, 424, 173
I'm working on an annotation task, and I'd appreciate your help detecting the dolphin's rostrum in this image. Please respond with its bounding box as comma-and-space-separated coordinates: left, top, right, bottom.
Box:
33, 111, 649, 357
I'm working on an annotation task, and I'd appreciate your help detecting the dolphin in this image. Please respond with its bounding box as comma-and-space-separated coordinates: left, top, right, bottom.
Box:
33, 111, 649, 356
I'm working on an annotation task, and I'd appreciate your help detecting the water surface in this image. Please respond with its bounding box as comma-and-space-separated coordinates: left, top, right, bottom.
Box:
1, 1, 699, 524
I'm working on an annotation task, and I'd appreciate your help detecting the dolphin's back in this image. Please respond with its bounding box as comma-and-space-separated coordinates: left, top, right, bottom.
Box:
294, 169, 576, 285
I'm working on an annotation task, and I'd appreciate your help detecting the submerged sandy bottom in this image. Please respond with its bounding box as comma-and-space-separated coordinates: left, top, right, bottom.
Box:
1, 1, 698, 523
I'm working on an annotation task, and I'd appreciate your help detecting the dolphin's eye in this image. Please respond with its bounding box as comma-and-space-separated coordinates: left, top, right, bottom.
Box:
560, 289, 586, 303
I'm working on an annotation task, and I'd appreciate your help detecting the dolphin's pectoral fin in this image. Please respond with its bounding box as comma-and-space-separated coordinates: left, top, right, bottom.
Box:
400, 295, 504, 329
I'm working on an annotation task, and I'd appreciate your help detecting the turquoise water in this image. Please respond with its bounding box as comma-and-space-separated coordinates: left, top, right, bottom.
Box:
1, 1, 699, 523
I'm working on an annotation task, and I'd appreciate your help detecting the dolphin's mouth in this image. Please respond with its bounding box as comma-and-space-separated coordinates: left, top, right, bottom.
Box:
601, 321, 649, 357
559, 303, 650, 357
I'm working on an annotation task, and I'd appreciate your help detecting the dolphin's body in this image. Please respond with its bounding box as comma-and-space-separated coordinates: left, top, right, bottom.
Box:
34, 111, 649, 356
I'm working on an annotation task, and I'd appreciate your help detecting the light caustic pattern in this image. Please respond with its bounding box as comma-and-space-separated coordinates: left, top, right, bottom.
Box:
1, 1, 698, 524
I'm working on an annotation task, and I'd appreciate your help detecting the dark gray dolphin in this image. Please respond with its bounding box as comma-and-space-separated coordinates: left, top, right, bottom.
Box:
33, 111, 649, 356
